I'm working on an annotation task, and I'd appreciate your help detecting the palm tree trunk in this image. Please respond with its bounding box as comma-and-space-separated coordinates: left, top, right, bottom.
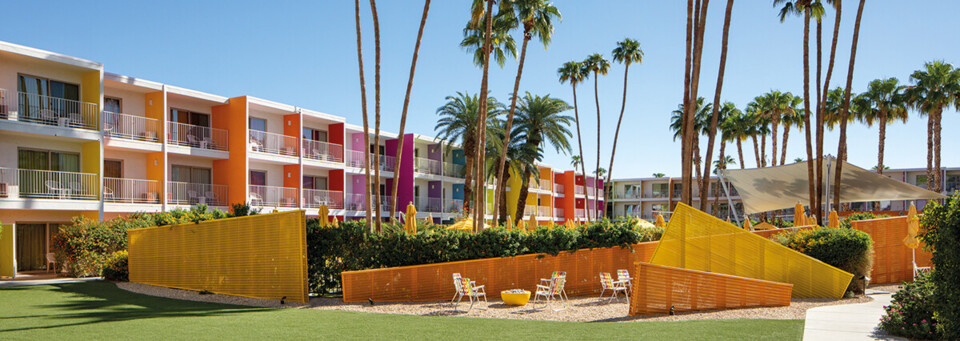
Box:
818, 0, 842, 218
681, 0, 694, 209
780, 124, 790, 166
389, 0, 431, 223
684, 0, 711, 206
369, 0, 383, 231
463, 137, 475, 214
607, 61, 632, 190
515, 170, 531, 223
353, 0, 374, 231
770, 118, 779, 166
751, 135, 761, 168
497, 169, 510, 225
737, 139, 745, 169
878, 113, 886, 176
713, 140, 728, 213
801, 8, 821, 219
834, 0, 865, 211
593, 73, 601, 220
571, 84, 591, 222
934, 109, 943, 193
492, 33, 530, 225
699, 0, 734, 211
473, 0, 495, 231
927, 114, 934, 190
760, 133, 767, 168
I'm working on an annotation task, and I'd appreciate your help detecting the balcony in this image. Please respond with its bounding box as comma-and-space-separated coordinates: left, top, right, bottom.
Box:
344, 151, 395, 172
416, 196, 443, 213
104, 178, 160, 203
168, 122, 228, 151
444, 163, 465, 178
345, 150, 366, 168
378, 155, 396, 172
554, 208, 564, 219
650, 191, 668, 199
303, 189, 343, 209
250, 185, 298, 207
303, 140, 343, 163
414, 157, 442, 176
555, 184, 565, 195
447, 199, 464, 213
0, 167, 98, 200
575, 185, 585, 195
104, 112, 160, 143
574, 208, 586, 219
2, 90, 99, 131
249, 130, 297, 157
167, 181, 227, 206
538, 206, 551, 217
538, 180, 552, 191
344, 193, 366, 211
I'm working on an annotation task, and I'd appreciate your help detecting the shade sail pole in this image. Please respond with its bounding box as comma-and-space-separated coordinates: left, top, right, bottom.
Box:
825, 156, 833, 217
718, 171, 741, 226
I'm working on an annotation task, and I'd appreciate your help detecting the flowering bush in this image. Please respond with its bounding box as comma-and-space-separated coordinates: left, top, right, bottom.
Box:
102, 250, 129, 281
879, 270, 940, 339
919, 194, 960, 339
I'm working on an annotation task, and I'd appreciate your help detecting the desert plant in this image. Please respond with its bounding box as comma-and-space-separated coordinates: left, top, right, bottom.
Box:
879, 270, 940, 340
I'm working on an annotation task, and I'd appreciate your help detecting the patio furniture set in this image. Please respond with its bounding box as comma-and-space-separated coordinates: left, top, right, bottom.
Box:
449, 270, 634, 312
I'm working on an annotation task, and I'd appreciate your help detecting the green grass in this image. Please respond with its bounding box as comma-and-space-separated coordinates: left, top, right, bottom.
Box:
0, 281, 804, 340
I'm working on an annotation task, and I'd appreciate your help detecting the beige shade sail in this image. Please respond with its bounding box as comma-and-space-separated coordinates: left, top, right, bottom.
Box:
721, 156, 946, 214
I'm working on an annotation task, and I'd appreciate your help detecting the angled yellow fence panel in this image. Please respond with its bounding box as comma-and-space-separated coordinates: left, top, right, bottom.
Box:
128, 211, 308, 303
651, 203, 852, 298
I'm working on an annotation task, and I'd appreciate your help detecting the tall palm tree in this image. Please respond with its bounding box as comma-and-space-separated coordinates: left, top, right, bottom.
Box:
491, 0, 560, 224
699, 0, 736, 211
681, 0, 711, 207
558, 61, 591, 221
670, 97, 712, 187
435, 92, 504, 218
388, 0, 432, 222
833, 0, 865, 211
511, 93, 573, 222
759, 90, 794, 167
905, 61, 960, 193
745, 97, 770, 167
369, 0, 383, 231
858, 78, 908, 177
607, 38, 643, 187
721, 106, 750, 169
353, 0, 374, 230
583, 53, 610, 220
779, 94, 804, 165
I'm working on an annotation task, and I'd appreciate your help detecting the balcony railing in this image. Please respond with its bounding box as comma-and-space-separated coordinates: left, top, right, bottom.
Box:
554, 208, 565, 219
555, 184, 565, 194
378, 155, 396, 172
11, 91, 99, 130
416, 197, 443, 212
650, 191, 668, 198
104, 177, 160, 203
0, 167, 98, 200
524, 205, 538, 216
303, 140, 343, 163
538, 206, 551, 217
414, 157, 442, 176
538, 180, 552, 191
444, 163, 465, 178
168, 122, 228, 151
167, 181, 227, 206
303, 189, 343, 209
447, 199, 464, 213
250, 185, 298, 207
574, 209, 586, 219
575, 185, 585, 195
249, 130, 298, 156
104, 112, 160, 143
344, 193, 366, 211
345, 150, 366, 168
0, 89, 10, 118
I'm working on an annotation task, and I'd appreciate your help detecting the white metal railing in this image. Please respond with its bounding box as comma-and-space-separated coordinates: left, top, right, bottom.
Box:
574, 208, 586, 219
525, 205, 538, 216
249, 130, 298, 156
379, 155, 396, 172
595, 188, 605, 198
649, 191, 669, 198
444, 163, 465, 178
554, 208, 565, 219
539, 180, 552, 191
575, 185, 585, 195
167, 181, 227, 206
14, 91, 99, 130
447, 199, 464, 213
0, 168, 98, 200
303, 140, 343, 163
104, 177, 160, 203
346, 150, 366, 168
555, 184, 565, 194
414, 157, 442, 176
103, 112, 160, 143
304, 189, 342, 209
0, 89, 11, 118
344, 193, 366, 211
168, 122, 228, 151
538, 206, 551, 217
416, 196, 443, 212
250, 185, 298, 207
379, 196, 393, 212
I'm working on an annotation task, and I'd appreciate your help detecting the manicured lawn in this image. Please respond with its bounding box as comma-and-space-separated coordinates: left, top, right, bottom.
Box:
0, 281, 804, 340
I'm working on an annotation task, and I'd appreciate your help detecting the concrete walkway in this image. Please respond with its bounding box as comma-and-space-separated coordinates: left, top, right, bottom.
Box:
803, 290, 906, 341
0, 272, 101, 288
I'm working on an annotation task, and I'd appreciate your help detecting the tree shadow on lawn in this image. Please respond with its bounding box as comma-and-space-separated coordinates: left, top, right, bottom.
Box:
0, 281, 271, 334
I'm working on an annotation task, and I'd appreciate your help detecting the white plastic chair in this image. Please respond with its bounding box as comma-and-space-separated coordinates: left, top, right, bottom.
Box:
46, 253, 57, 273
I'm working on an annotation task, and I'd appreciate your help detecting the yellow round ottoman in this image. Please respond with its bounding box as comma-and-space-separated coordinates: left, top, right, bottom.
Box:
501, 290, 531, 306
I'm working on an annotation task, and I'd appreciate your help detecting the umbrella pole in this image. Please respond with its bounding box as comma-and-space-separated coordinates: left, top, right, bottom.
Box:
718, 171, 741, 226
825, 156, 833, 217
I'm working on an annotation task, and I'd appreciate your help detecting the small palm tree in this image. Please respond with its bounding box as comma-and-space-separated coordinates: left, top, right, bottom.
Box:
652, 173, 666, 178
571, 155, 582, 169
583, 53, 610, 220
435, 92, 504, 214
511, 93, 573, 221
858, 77, 908, 176
608, 38, 644, 186
558, 61, 591, 221
905, 61, 960, 193
794, 157, 805, 163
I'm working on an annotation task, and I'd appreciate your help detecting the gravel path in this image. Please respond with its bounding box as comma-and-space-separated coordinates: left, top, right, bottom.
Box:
116, 282, 903, 323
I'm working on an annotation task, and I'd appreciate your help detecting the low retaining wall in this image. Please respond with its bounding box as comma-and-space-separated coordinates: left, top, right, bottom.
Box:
852, 216, 933, 284
341, 242, 660, 303
628, 262, 793, 316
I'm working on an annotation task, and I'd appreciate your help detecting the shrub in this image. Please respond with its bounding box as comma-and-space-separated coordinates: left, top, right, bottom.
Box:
839, 212, 889, 229
776, 226, 873, 292
306, 219, 660, 295
102, 250, 129, 281
919, 194, 960, 339
879, 270, 940, 340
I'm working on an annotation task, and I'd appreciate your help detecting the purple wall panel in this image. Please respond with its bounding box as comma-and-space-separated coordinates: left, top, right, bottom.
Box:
428, 181, 441, 198
428, 143, 441, 161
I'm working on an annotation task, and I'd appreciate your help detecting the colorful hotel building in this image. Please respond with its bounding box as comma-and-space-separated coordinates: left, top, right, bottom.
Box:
0, 40, 605, 258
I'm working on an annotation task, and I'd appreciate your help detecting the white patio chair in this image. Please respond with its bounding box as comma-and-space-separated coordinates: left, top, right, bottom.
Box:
249, 192, 263, 206
451, 274, 487, 312
45, 180, 69, 199
205, 191, 219, 205
599, 272, 629, 302
617, 269, 634, 293
46, 253, 57, 273
533, 276, 567, 311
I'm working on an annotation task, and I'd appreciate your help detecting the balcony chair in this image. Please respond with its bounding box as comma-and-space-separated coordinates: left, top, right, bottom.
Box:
45, 180, 69, 199
205, 191, 219, 206
187, 190, 201, 204
187, 135, 209, 149
599, 272, 629, 302
249, 192, 263, 206
103, 186, 115, 202
68, 182, 85, 199
249, 137, 264, 152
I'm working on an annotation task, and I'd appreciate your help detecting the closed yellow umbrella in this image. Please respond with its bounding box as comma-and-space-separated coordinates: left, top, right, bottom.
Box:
505, 215, 514, 231
828, 210, 839, 228
318, 205, 329, 228
903, 202, 920, 249
795, 202, 806, 226
405, 202, 417, 234
725, 217, 732, 224
517, 218, 527, 231
655, 213, 666, 228
426, 214, 434, 226
743, 218, 753, 230
808, 214, 818, 227
528, 212, 537, 231
547, 220, 555, 229
331, 216, 339, 227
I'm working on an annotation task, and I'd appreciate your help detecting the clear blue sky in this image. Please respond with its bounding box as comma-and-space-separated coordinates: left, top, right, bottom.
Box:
4, 0, 957, 178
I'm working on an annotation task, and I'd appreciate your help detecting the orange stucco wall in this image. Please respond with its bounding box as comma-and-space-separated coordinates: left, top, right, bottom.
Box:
212, 96, 248, 209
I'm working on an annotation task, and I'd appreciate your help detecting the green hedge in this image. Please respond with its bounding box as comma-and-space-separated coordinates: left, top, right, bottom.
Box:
102, 250, 129, 282
920, 194, 960, 339
775, 226, 873, 293
306, 219, 662, 295
839, 212, 890, 229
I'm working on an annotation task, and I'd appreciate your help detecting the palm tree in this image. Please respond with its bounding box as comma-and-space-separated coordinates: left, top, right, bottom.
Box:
510, 93, 572, 223
681, 0, 711, 207
699, 0, 736, 211
779, 94, 804, 165
905, 61, 960, 193
652, 173, 666, 178
491, 0, 560, 224
721, 107, 750, 170
858, 78, 908, 177
670, 97, 712, 185
833, 0, 866, 211
558, 61, 592, 221
607, 38, 644, 186
713, 155, 736, 174
435, 92, 504, 217
756, 90, 794, 167
353, 0, 374, 231
794, 157, 805, 163
745, 97, 770, 167
571, 155, 582, 169
583, 53, 610, 220
389, 0, 432, 222
369, 0, 383, 231
715, 102, 738, 173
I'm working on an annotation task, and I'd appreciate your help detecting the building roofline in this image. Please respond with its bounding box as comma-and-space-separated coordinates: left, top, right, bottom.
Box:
0, 40, 102, 71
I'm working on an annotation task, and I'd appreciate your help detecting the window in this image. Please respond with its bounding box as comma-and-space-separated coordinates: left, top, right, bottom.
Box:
250, 171, 267, 186
652, 183, 668, 198
170, 108, 210, 127
17, 74, 80, 119
302, 128, 327, 142
672, 183, 682, 198
104, 97, 122, 113
18, 149, 80, 172
104, 160, 123, 178
946, 175, 960, 192
303, 176, 328, 190
249, 117, 267, 132
916, 175, 929, 189
171, 165, 211, 184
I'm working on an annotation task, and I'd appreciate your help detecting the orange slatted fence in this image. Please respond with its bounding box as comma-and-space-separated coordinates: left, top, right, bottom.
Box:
751, 225, 816, 239
341, 242, 660, 303
128, 211, 309, 303
852, 217, 933, 284
629, 262, 793, 316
